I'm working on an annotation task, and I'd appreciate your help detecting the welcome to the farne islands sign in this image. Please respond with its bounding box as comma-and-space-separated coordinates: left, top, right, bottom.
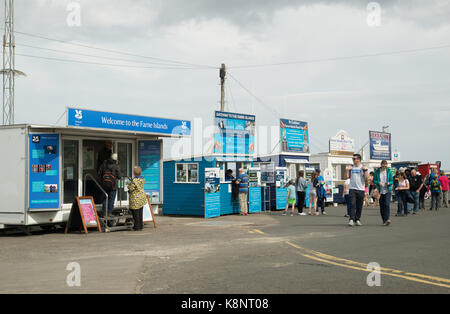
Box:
67, 107, 191, 136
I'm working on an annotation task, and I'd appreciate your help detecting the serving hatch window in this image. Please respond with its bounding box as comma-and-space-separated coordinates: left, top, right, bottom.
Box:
176, 163, 199, 183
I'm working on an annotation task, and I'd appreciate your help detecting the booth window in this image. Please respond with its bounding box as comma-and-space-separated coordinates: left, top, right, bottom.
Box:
176, 163, 199, 183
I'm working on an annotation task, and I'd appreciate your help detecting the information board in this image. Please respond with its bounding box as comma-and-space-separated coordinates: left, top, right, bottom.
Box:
275, 167, 288, 210
213, 111, 255, 156
369, 131, 392, 160
204, 168, 221, 218
280, 119, 309, 153
138, 140, 161, 203
29, 134, 60, 210
143, 195, 157, 228
65, 196, 102, 234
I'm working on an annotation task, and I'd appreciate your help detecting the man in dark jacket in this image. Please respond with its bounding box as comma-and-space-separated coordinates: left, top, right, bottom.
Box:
98, 153, 121, 217
408, 168, 423, 214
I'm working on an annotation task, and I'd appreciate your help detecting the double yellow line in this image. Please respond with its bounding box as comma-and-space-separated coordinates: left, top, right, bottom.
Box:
285, 241, 450, 289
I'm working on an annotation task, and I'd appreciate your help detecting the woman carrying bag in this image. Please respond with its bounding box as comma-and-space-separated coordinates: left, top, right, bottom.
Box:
128, 166, 148, 231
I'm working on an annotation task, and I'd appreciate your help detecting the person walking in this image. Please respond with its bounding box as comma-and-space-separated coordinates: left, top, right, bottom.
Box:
296, 171, 307, 216
342, 174, 351, 218
98, 153, 121, 218
308, 172, 318, 215
347, 154, 369, 226
128, 166, 147, 231
236, 168, 249, 216
395, 173, 410, 216
283, 180, 297, 216
373, 160, 394, 225
429, 172, 442, 211
409, 168, 423, 215
438, 171, 449, 208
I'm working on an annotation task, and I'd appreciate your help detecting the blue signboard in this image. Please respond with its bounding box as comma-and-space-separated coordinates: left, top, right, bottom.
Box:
280, 119, 309, 153
249, 187, 262, 213
67, 108, 190, 136
276, 188, 288, 210
29, 134, 60, 209
138, 141, 161, 203
213, 111, 255, 156
204, 168, 221, 218
369, 131, 392, 160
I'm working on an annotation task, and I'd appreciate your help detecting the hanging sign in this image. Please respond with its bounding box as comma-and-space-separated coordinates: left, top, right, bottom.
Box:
280, 119, 309, 153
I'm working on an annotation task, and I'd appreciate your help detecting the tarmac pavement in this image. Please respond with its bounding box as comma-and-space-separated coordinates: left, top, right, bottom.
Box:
0, 202, 449, 294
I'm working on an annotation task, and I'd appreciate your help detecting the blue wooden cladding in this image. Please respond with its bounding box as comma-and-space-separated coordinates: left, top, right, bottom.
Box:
249, 187, 262, 213
163, 157, 257, 218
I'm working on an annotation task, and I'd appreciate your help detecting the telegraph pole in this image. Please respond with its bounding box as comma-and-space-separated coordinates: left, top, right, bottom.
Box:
219, 63, 226, 111
2, 0, 25, 125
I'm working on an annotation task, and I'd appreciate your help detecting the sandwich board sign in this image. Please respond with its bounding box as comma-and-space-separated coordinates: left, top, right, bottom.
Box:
143, 195, 157, 228
65, 196, 102, 234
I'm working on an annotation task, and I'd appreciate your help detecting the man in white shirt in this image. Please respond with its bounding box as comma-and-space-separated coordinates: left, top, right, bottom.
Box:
346, 154, 369, 226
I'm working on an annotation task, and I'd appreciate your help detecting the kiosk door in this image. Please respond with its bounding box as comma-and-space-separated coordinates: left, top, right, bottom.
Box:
62, 140, 80, 205
117, 142, 133, 203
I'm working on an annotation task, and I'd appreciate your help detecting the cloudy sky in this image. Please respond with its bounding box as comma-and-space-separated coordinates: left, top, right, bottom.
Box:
9, 0, 450, 167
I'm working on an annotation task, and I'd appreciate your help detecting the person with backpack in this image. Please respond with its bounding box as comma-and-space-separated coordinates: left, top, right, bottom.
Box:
98, 153, 122, 217
408, 168, 423, 214
347, 154, 369, 226
429, 171, 442, 211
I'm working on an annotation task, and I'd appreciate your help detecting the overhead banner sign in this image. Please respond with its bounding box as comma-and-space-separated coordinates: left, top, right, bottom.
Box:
329, 130, 354, 156
67, 108, 191, 136
213, 111, 255, 156
280, 119, 309, 153
369, 131, 392, 160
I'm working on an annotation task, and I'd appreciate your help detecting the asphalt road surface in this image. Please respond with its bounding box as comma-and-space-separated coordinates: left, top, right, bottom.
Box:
0, 202, 449, 294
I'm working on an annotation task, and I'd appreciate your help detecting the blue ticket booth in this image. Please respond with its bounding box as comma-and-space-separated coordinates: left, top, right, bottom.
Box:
163, 156, 256, 218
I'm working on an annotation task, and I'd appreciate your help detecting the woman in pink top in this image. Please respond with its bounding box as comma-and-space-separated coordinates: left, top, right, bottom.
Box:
438, 171, 449, 208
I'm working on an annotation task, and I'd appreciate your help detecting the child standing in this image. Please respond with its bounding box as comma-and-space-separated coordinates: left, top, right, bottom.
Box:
283, 180, 297, 216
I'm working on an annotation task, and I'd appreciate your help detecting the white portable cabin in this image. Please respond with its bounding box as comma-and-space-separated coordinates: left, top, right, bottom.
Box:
0, 122, 187, 231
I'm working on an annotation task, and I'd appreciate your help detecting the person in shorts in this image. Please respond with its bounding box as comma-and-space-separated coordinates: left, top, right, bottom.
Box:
308, 172, 318, 215
283, 180, 297, 216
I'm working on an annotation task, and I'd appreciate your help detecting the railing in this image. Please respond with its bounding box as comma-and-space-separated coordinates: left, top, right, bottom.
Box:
83, 173, 109, 220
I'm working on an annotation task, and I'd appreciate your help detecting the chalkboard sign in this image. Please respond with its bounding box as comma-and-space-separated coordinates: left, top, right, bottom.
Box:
65, 196, 102, 234
143, 195, 157, 228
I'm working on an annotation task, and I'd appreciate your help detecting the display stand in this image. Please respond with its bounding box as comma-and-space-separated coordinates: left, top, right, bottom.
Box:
65, 196, 102, 234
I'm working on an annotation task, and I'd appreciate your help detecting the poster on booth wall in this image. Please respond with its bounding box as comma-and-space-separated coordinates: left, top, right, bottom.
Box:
305, 167, 315, 207
280, 119, 309, 153
213, 111, 256, 156
138, 140, 161, 204
275, 167, 288, 210
248, 168, 261, 213
204, 168, 221, 218
29, 134, 60, 210
369, 131, 392, 160
323, 168, 334, 203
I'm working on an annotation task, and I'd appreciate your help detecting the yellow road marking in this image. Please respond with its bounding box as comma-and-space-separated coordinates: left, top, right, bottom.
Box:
253, 229, 265, 235
285, 241, 450, 289
248, 231, 255, 234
